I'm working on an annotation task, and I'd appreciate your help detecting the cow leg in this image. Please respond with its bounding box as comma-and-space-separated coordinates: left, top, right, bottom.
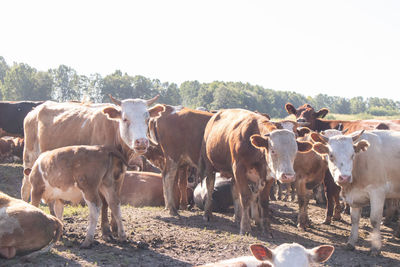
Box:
21, 176, 32, 202
290, 182, 296, 202
296, 178, 310, 230
100, 186, 126, 243
383, 199, 398, 226
346, 206, 361, 251
257, 179, 273, 236
163, 158, 179, 216
53, 199, 65, 220
231, 183, 241, 224
277, 181, 283, 200
99, 194, 112, 241
369, 194, 385, 256
323, 171, 341, 224
203, 171, 216, 221
81, 193, 102, 248
0, 247, 16, 259
269, 180, 277, 201
232, 162, 252, 235
178, 166, 189, 210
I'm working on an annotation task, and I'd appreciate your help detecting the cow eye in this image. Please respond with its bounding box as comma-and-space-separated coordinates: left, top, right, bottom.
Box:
329, 153, 334, 160
123, 118, 129, 123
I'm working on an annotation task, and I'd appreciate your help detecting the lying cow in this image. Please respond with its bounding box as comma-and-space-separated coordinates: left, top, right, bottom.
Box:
0, 191, 63, 259
194, 174, 233, 212
120, 171, 194, 208
23, 145, 130, 248
199, 109, 312, 235
196, 242, 334, 267
312, 130, 400, 255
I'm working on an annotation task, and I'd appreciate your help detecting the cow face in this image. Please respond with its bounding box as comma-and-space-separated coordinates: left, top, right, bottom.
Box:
251, 129, 312, 183
312, 131, 369, 185
285, 103, 329, 130
250, 243, 334, 267
103, 95, 164, 154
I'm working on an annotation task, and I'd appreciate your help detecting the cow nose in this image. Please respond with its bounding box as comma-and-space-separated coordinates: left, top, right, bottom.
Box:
280, 174, 295, 183
338, 175, 351, 184
134, 138, 149, 153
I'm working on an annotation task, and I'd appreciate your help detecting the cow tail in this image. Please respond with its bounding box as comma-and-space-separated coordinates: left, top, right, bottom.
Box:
196, 155, 206, 187
21, 216, 63, 260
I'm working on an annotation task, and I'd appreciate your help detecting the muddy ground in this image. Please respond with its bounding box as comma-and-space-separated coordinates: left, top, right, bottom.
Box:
1, 163, 399, 267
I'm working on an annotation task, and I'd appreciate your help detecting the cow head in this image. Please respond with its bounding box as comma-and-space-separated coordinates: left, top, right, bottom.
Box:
250, 243, 334, 267
102, 95, 165, 154
312, 130, 369, 185
251, 129, 312, 183
285, 103, 329, 130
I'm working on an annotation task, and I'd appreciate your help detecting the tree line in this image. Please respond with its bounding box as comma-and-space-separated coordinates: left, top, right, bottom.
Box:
1, 56, 399, 118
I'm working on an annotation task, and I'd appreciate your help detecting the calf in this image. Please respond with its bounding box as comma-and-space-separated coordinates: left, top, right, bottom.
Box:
312, 130, 400, 255
199, 109, 312, 234
196, 242, 334, 267
23, 145, 129, 248
0, 191, 62, 259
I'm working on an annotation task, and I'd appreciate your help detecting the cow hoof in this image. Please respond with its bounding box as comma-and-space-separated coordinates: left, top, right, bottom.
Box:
332, 215, 342, 221
297, 224, 307, 231
394, 230, 400, 238
102, 233, 114, 242
369, 248, 381, 256
80, 240, 93, 249
169, 209, 179, 217
345, 243, 355, 251
322, 217, 332, 225
203, 214, 212, 222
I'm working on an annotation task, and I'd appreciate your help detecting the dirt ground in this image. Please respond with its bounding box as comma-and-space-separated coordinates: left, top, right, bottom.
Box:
1, 163, 400, 267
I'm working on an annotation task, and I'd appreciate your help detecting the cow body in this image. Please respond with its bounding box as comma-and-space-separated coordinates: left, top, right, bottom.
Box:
0, 191, 62, 259
22, 97, 163, 240
194, 174, 233, 212
0, 101, 44, 137
196, 242, 334, 267
199, 109, 312, 234
149, 105, 213, 215
25, 145, 129, 248
312, 130, 400, 254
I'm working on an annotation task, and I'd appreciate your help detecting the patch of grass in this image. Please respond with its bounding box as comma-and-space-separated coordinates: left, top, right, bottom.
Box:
39, 204, 88, 217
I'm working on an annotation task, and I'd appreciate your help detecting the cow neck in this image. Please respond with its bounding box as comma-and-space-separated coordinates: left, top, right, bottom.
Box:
316, 119, 347, 131
114, 129, 134, 161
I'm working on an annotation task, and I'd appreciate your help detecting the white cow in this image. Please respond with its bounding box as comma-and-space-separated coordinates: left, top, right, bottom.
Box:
196, 242, 334, 267
312, 129, 400, 255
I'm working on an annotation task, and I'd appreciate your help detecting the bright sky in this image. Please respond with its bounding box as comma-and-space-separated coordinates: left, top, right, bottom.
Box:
1, 0, 400, 100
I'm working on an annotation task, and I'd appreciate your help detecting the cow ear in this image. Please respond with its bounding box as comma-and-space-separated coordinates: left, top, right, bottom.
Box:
310, 132, 328, 144
297, 141, 312, 153
285, 103, 297, 115
102, 107, 121, 120
148, 104, 165, 118
354, 140, 369, 153
308, 245, 334, 263
250, 244, 273, 262
24, 168, 32, 176
297, 127, 311, 137
313, 142, 329, 155
250, 134, 269, 149
315, 108, 329, 118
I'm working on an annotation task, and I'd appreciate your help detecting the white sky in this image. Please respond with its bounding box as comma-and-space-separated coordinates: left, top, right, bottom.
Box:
1, 0, 400, 100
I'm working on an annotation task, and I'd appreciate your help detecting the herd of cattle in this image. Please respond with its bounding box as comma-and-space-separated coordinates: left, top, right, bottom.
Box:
1, 97, 400, 266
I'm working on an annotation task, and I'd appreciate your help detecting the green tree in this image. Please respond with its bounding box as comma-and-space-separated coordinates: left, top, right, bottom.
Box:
50, 65, 80, 102
1, 63, 37, 100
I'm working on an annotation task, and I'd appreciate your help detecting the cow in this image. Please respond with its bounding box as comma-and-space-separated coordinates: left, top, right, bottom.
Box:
23, 145, 131, 248
312, 130, 400, 255
21, 95, 163, 241
148, 105, 214, 215
194, 174, 234, 212
196, 242, 334, 267
120, 171, 194, 208
0, 101, 44, 137
0, 137, 24, 162
199, 109, 312, 235
0, 191, 63, 259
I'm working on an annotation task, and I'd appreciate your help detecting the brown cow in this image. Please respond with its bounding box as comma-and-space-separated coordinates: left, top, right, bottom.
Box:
23, 145, 130, 248
0, 191, 63, 259
148, 105, 214, 215
22, 96, 163, 241
199, 109, 312, 234
0, 137, 14, 162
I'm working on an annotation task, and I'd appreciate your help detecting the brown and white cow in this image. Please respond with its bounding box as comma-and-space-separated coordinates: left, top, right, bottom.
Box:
21, 96, 163, 240
0, 191, 63, 259
196, 242, 334, 267
199, 109, 312, 234
23, 145, 130, 248
312, 130, 400, 255
148, 105, 213, 215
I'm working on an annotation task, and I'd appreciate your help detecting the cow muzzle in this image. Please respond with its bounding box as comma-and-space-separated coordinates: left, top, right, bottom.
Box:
338, 175, 351, 184
296, 119, 310, 126
279, 173, 295, 183
134, 138, 149, 154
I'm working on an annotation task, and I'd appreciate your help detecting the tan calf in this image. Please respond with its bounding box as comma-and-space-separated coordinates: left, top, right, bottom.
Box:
0, 191, 62, 259
24, 145, 129, 248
